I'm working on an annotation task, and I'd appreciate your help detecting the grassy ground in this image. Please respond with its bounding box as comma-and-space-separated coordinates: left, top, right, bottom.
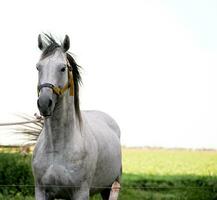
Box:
0, 148, 217, 199
120, 148, 217, 199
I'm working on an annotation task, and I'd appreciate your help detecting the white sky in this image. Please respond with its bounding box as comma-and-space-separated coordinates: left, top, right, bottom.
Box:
0, 0, 217, 148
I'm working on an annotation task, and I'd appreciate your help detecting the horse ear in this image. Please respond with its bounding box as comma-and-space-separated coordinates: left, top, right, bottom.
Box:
38, 34, 45, 50
62, 35, 70, 52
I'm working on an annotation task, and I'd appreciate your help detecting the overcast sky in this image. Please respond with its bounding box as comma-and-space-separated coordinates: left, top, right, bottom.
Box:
0, 0, 217, 148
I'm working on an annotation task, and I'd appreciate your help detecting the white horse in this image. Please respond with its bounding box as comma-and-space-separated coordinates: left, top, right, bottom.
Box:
32, 34, 122, 200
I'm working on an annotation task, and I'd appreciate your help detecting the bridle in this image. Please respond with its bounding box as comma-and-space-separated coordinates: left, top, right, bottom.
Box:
37, 61, 74, 96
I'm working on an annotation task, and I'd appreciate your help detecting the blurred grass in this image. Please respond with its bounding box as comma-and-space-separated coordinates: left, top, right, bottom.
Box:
0, 148, 217, 199
122, 148, 217, 176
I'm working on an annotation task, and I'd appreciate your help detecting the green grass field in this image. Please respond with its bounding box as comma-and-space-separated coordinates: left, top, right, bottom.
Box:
0, 148, 217, 199
120, 148, 217, 200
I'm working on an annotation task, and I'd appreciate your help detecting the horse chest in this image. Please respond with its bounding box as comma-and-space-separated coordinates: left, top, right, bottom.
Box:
33, 149, 87, 187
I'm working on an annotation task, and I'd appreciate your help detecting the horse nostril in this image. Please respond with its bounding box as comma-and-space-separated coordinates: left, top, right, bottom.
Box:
48, 99, 52, 107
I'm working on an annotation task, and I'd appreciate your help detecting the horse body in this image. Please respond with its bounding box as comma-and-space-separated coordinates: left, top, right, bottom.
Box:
32, 34, 121, 200
33, 110, 121, 199
83, 111, 121, 187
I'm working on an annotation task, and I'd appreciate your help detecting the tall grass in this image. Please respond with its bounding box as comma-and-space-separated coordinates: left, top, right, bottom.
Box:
0, 148, 217, 199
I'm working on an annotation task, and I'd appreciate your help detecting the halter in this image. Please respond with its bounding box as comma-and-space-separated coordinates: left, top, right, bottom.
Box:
37, 61, 74, 96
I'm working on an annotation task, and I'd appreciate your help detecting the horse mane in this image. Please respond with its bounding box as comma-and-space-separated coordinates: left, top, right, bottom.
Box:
40, 34, 82, 124
66, 52, 82, 123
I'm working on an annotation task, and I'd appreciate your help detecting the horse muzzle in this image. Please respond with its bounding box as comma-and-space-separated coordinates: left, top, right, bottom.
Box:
37, 87, 55, 117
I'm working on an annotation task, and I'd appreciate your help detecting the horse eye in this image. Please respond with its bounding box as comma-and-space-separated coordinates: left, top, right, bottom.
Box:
61, 67, 66, 72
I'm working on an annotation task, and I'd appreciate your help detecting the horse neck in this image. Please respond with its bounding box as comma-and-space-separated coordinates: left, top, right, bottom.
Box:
43, 92, 80, 152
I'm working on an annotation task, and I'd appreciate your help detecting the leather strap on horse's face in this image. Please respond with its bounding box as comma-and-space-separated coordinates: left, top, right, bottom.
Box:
37, 64, 74, 96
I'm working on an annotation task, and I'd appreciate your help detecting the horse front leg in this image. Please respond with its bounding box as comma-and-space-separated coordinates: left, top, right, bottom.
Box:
35, 186, 52, 200
35, 186, 45, 200
72, 182, 90, 200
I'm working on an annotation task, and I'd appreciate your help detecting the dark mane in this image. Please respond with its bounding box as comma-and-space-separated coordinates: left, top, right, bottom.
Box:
40, 34, 82, 124
41, 34, 61, 59
66, 52, 82, 123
